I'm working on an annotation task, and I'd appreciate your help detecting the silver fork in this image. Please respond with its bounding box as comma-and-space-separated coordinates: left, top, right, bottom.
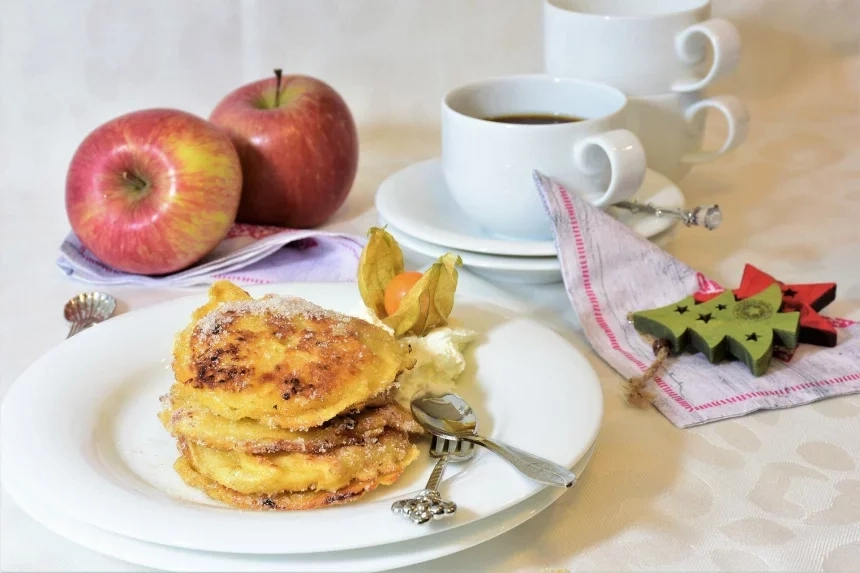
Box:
391, 435, 475, 524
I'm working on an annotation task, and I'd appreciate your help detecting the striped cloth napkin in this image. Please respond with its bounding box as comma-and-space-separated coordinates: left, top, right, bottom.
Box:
56, 223, 365, 288
533, 170, 860, 428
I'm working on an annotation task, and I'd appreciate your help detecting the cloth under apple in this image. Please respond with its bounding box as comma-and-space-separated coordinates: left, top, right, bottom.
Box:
532, 170, 860, 428
56, 224, 364, 287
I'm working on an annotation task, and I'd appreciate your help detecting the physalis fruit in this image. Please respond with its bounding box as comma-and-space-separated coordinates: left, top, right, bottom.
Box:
384, 271, 424, 316
358, 227, 462, 337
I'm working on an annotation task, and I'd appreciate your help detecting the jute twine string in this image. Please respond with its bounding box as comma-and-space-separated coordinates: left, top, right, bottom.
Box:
623, 312, 670, 408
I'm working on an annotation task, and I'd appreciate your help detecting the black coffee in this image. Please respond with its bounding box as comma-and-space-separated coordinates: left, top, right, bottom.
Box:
484, 113, 584, 125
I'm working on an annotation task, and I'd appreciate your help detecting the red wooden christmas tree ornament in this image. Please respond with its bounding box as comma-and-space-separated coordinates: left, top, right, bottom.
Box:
695, 264, 837, 347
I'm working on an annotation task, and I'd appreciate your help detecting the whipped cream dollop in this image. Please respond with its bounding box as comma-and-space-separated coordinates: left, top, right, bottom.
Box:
354, 308, 477, 407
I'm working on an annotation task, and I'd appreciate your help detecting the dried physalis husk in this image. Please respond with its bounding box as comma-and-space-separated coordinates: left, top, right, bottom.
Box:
358, 227, 404, 318
357, 227, 462, 337
382, 253, 462, 337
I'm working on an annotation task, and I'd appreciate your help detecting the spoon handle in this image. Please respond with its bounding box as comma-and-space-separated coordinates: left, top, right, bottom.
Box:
465, 435, 576, 488
613, 201, 722, 230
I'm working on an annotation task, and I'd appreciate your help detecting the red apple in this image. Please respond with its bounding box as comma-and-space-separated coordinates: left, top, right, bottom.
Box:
209, 71, 358, 228
65, 108, 243, 275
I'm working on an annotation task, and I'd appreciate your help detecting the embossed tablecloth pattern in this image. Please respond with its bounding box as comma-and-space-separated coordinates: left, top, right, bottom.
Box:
1, 1, 859, 572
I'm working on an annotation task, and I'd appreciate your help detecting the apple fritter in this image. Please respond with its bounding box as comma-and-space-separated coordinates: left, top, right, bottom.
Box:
174, 456, 404, 511
171, 281, 415, 430
177, 430, 418, 495
160, 398, 423, 454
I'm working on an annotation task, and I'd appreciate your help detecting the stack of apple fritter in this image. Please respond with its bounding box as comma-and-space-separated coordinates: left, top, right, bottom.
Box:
159, 281, 422, 510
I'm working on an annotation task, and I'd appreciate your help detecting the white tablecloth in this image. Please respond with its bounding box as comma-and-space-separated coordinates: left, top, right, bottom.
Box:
2, 1, 859, 571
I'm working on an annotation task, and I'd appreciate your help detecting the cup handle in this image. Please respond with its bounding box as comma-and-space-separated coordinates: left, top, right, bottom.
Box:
671, 18, 741, 93
680, 94, 750, 165
573, 129, 647, 208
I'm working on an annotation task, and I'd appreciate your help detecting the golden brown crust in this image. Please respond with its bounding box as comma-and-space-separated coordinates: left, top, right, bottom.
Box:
176, 430, 419, 495
161, 400, 423, 454
170, 281, 415, 430
174, 455, 403, 511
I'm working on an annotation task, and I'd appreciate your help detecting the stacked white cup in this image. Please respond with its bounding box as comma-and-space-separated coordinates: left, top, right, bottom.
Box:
543, 0, 750, 183
437, 0, 748, 243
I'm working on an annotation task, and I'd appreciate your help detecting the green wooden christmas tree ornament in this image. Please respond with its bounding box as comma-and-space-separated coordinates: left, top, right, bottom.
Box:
631, 283, 800, 376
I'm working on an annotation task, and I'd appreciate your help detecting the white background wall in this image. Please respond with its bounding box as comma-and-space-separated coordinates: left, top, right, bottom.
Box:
2, 0, 857, 170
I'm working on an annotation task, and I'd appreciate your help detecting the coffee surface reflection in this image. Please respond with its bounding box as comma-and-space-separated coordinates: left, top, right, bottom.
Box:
483, 113, 583, 125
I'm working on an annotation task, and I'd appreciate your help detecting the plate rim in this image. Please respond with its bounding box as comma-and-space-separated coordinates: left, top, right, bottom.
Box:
0, 282, 603, 555
3, 445, 595, 572
376, 158, 558, 257
382, 219, 562, 271
375, 157, 684, 257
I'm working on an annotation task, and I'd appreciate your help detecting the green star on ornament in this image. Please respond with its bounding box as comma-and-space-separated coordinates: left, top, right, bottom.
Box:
631, 283, 800, 376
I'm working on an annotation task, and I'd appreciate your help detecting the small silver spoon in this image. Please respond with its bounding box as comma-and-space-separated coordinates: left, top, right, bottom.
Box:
411, 392, 576, 488
613, 201, 722, 230
64, 292, 117, 338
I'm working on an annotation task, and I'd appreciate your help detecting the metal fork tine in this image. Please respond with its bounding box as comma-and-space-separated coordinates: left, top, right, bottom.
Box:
430, 435, 447, 457
445, 436, 476, 461
428, 434, 476, 462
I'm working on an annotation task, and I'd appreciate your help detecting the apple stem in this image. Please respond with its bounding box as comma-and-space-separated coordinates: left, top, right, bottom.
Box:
122, 170, 148, 191
274, 68, 283, 107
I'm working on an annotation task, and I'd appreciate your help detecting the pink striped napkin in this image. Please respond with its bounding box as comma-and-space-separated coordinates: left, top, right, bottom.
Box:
57, 223, 364, 288
533, 170, 860, 428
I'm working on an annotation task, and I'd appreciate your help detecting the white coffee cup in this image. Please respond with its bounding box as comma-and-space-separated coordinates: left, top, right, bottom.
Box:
625, 91, 750, 182
441, 75, 646, 241
543, 0, 741, 96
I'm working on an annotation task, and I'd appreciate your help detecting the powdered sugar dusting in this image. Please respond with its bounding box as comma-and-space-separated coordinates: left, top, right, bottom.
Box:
195, 294, 348, 339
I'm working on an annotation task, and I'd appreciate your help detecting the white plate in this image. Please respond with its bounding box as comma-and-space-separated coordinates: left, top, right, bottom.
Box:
381, 219, 563, 285
1, 282, 602, 556
375, 158, 684, 257
2, 446, 595, 572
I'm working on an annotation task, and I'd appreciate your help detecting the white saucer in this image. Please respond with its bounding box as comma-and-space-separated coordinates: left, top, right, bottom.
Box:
375, 158, 685, 257
3, 446, 594, 572
381, 218, 563, 285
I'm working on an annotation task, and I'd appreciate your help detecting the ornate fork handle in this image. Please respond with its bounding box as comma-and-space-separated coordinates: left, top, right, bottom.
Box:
391, 453, 457, 524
